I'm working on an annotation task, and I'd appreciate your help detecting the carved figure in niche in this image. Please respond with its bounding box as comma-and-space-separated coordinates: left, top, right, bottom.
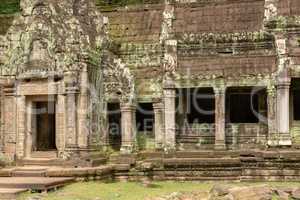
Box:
163, 53, 176, 73
30, 40, 49, 62
265, 3, 277, 21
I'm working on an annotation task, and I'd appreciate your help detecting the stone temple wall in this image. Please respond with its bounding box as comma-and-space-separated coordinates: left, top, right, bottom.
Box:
174, 0, 265, 34
0, 0, 300, 157
278, 0, 300, 16
104, 5, 163, 42
102, 5, 165, 99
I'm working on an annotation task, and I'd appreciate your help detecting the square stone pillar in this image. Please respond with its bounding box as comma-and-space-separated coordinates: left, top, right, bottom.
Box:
25, 100, 32, 158
277, 80, 292, 146
120, 103, 136, 154
267, 86, 278, 146
214, 87, 226, 150
163, 88, 176, 150
56, 93, 65, 156
65, 86, 78, 149
16, 95, 26, 158
153, 102, 164, 150
2, 81, 17, 159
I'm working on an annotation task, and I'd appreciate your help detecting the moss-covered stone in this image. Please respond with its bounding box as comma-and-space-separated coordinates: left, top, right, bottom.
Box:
95, 0, 161, 10
0, 14, 15, 35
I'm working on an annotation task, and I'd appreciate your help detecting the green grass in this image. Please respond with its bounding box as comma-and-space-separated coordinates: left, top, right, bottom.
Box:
17, 181, 300, 200
0, 0, 20, 14
18, 181, 211, 200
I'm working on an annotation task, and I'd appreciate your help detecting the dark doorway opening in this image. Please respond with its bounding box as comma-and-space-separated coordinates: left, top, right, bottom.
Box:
136, 103, 154, 132
176, 88, 216, 125
107, 103, 121, 151
186, 88, 215, 124
292, 78, 300, 120
227, 88, 261, 123
36, 101, 56, 151
136, 103, 154, 150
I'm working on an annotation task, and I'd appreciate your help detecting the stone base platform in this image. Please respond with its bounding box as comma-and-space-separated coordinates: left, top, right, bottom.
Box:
0, 177, 74, 191
0, 188, 28, 200
2, 149, 300, 184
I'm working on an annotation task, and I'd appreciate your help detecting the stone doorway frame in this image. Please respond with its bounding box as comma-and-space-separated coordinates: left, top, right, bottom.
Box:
25, 96, 58, 157
14, 80, 65, 159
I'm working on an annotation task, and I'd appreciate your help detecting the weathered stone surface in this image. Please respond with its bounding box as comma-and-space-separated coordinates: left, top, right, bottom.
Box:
228, 185, 272, 200
1, 0, 108, 76
275, 189, 290, 200
292, 188, 300, 200
210, 184, 230, 197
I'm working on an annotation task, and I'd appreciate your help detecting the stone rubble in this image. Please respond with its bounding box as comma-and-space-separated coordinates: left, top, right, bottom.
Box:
146, 184, 300, 200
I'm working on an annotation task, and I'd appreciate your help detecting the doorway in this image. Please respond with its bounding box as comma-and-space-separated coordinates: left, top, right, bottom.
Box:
107, 103, 122, 151
35, 101, 56, 151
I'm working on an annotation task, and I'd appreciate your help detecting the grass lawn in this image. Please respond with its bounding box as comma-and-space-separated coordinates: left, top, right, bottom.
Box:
18, 181, 211, 200
18, 181, 300, 200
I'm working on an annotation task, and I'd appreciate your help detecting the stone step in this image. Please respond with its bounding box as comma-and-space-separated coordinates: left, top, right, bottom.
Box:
30, 151, 57, 159
90, 158, 107, 167
109, 154, 136, 165
0, 177, 74, 191
12, 170, 46, 177
0, 188, 28, 200
17, 158, 62, 167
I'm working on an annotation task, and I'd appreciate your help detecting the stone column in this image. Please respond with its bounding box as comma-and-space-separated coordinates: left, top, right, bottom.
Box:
65, 86, 78, 149
153, 102, 164, 150
267, 86, 278, 146
2, 80, 17, 159
31, 103, 37, 152
78, 66, 89, 148
277, 78, 292, 146
120, 103, 136, 153
164, 88, 176, 150
16, 95, 26, 158
214, 87, 226, 150
56, 93, 65, 156
0, 87, 4, 152
25, 100, 32, 158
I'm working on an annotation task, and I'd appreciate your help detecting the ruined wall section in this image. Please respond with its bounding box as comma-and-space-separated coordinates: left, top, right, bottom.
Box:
102, 5, 164, 99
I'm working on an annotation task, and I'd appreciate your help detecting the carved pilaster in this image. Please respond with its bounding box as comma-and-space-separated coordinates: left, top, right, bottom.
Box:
16, 95, 26, 158
56, 92, 65, 157
267, 85, 278, 146
25, 100, 32, 158
214, 86, 226, 150
65, 85, 79, 149
1, 80, 17, 159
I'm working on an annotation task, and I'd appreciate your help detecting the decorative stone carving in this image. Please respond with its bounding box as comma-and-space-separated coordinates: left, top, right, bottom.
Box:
265, 0, 278, 21
160, 4, 174, 43
178, 31, 273, 44
1, 0, 107, 77
103, 58, 135, 103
